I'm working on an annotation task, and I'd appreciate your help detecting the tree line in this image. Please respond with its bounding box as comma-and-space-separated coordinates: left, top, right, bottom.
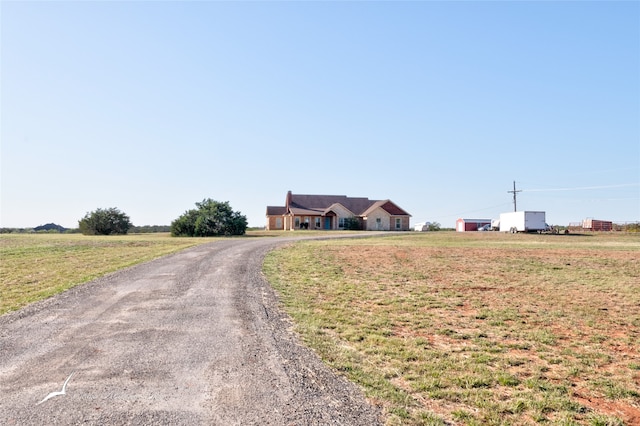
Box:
0, 199, 248, 237
78, 199, 247, 236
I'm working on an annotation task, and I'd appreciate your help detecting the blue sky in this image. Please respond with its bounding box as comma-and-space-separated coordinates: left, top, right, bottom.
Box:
1, 1, 638, 229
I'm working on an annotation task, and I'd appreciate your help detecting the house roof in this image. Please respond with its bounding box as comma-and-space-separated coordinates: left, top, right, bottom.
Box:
267, 192, 411, 217
362, 200, 411, 217
266, 206, 287, 216
290, 207, 324, 216
288, 194, 367, 214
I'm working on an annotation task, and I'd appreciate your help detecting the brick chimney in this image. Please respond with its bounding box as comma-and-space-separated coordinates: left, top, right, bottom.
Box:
285, 190, 292, 212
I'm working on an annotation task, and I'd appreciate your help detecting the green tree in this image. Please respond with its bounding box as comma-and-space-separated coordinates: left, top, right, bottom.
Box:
171, 199, 248, 237
78, 207, 132, 235
428, 222, 441, 231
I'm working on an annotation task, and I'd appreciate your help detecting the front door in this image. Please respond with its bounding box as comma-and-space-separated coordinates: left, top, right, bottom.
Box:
324, 217, 331, 230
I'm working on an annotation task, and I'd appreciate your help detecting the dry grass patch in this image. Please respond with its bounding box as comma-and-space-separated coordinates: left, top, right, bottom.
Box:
264, 232, 640, 425
0, 233, 213, 315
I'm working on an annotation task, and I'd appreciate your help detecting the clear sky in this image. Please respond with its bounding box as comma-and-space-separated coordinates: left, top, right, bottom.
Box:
1, 1, 639, 229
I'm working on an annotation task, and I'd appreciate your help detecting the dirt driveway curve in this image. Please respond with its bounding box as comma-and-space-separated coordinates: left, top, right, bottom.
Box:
0, 236, 383, 425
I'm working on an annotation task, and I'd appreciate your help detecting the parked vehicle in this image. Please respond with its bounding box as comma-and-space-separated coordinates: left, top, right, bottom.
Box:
542, 223, 561, 234
478, 224, 491, 231
413, 222, 431, 232
499, 211, 547, 233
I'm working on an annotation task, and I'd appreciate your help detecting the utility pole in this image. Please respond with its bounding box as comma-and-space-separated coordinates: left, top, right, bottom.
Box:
507, 181, 521, 212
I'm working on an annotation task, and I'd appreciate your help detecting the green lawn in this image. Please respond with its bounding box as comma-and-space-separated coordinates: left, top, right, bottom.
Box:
263, 232, 640, 425
0, 233, 213, 315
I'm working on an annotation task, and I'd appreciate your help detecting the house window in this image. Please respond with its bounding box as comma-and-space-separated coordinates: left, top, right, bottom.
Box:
276, 218, 282, 228
295, 217, 300, 228
395, 218, 402, 229
338, 217, 345, 229
315, 217, 321, 229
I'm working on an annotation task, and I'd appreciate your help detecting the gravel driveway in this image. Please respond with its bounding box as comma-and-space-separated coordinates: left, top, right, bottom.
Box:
0, 236, 382, 425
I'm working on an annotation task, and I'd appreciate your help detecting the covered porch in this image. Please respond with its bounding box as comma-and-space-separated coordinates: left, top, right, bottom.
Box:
284, 210, 337, 230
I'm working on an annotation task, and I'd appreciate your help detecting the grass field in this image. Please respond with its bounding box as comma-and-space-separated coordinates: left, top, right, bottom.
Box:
2, 231, 638, 424
263, 232, 640, 425
0, 229, 360, 315
0, 233, 215, 315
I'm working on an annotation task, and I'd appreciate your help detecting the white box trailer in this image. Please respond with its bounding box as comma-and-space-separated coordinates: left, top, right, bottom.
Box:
499, 211, 547, 233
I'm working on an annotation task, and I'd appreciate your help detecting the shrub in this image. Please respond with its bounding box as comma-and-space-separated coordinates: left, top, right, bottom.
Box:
343, 217, 363, 230
78, 207, 132, 235
171, 199, 247, 237
428, 222, 442, 231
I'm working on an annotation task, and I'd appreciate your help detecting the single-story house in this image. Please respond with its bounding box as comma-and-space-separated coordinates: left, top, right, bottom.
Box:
266, 191, 412, 231
456, 218, 491, 232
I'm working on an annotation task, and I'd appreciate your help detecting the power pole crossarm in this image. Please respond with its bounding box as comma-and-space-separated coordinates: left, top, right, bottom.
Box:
507, 181, 522, 212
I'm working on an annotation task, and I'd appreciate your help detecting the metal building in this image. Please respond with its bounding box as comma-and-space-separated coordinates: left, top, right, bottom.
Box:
456, 218, 491, 232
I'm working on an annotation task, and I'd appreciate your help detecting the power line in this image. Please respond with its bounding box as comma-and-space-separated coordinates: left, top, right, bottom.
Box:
522, 183, 639, 192
435, 202, 512, 220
